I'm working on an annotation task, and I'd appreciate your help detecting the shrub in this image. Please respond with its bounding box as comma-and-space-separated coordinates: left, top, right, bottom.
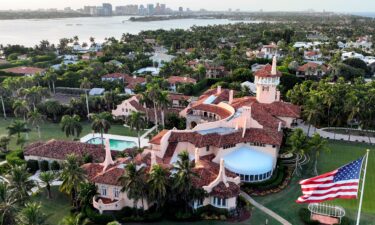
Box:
83, 154, 93, 164
0, 163, 10, 176
50, 161, 60, 171
85, 206, 114, 224
6, 149, 25, 166
40, 160, 50, 172
26, 160, 39, 174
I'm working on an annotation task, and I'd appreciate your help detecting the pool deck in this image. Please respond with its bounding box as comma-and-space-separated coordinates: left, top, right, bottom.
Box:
80, 133, 150, 148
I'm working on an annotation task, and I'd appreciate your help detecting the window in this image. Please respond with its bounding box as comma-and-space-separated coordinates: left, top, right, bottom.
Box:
245, 175, 249, 181
114, 188, 120, 198
255, 175, 259, 181
213, 197, 227, 207
223, 144, 236, 149
196, 198, 204, 207
250, 175, 254, 181
100, 186, 107, 196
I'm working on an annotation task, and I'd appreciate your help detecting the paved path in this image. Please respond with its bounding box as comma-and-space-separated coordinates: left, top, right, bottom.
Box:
295, 120, 375, 144
240, 191, 292, 225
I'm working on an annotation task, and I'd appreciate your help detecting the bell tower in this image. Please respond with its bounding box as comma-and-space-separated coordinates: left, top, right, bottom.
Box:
254, 56, 281, 104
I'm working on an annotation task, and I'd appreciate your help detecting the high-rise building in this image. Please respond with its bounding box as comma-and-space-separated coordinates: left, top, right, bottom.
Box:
115, 5, 138, 15
147, 4, 155, 15
139, 5, 146, 15
102, 3, 113, 16
160, 4, 166, 14
178, 7, 184, 12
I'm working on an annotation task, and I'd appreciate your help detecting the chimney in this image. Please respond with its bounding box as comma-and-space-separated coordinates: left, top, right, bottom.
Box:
271, 56, 277, 75
278, 122, 282, 132
229, 90, 234, 104
101, 139, 114, 172
217, 85, 222, 95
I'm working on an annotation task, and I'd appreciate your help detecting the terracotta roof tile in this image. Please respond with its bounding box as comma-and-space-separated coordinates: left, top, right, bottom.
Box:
167, 76, 196, 84
2, 67, 45, 75
149, 130, 169, 145
254, 65, 282, 78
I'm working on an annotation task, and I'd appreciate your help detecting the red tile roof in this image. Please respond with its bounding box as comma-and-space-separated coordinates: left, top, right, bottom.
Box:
168, 128, 283, 148
2, 67, 45, 75
124, 74, 146, 90
189, 104, 232, 119
167, 76, 196, 85
149, 130, 169, 145
168, 93, 191, 101
254, 65, 282, 78
298, 62, 327, 72
24, 140, 115, 162
82, 163, 124, 186
210, 181, 240, 198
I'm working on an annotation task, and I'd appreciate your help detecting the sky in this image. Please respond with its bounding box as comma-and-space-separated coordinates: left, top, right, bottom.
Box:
1, 0, 375, 12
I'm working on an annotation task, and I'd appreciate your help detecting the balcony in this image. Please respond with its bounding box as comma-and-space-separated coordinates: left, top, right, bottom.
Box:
93, 196, 126, 214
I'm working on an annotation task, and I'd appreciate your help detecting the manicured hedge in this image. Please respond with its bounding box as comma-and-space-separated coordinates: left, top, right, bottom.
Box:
40, 160, 50, 172
50, 161, 60, 171
6, 149, 25, 166
26, 160, 39, 174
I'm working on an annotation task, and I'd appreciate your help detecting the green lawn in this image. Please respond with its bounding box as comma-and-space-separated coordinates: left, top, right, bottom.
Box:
0, 118, 142, 150
254, 141, 375, 225
30, 186, 72, 224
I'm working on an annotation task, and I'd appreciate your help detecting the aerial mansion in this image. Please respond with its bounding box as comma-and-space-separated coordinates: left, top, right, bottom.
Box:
24, 57, 300, 213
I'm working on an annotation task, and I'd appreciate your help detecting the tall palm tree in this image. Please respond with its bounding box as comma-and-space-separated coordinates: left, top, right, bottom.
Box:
0, 85, 9, 119
44, 70, 57, 94
80, 77, 92, 118
13, 100, 29, 121
77, 182, 97, 209
172, 151, 196, 210
45, 100, 62, 123
145, 83, 161, 127
308, 133, 330, 176
59, 154, 87, 208
303, 93, 323, 136
7, 120, 30, 144
27, 110, 44, 139
39, 171, 56, 199
157, 91, 171, 128
0, 182, 19, 225
60, 115, 83, 139
6, 165, 36, 202
126, 112, 146, 148
287, 128, 309, 176
148, 164, 169, 210
17, 202, 47, 225
90, 112, 111, 147
103, 91, 115, 110
118, 163, 147, 209
21, 86, 49, 111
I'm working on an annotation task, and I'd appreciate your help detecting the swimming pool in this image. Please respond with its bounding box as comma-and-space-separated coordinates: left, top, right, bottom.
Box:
87, 138, 137, 151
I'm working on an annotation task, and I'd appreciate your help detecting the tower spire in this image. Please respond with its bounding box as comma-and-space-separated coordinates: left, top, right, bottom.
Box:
101, 139, 114, 172
271, 55, 277, 75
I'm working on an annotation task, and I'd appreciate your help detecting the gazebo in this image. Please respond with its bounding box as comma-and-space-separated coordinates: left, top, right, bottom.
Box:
308, 203, 346, 224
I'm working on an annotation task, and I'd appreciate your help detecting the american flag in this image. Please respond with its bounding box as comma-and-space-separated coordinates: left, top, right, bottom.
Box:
296, 157, 364, 203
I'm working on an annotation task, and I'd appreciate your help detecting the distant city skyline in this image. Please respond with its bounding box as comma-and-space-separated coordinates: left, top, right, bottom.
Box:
1, 0, 375, 12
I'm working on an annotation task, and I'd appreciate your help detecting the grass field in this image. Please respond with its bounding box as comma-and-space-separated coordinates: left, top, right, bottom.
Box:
31, 186, 72, 224
254, 141, 375, 225
0, 118, 143, 150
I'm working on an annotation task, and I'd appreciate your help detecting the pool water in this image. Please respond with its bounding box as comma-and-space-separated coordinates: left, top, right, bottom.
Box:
87, 138, 137, 151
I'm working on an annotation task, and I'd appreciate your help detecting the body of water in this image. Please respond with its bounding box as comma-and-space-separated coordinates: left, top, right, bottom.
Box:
0, 16, 257, 46
352, 12, 375, 18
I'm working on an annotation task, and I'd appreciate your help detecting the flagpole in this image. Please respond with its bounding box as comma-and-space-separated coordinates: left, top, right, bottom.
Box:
356, 149, 370, 225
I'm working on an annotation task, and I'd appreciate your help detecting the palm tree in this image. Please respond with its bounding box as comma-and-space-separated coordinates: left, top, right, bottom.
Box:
21, 86, 49, 111
172, 151, 196, 210
77, 182, 97, 209
27, 110, 44, 139
80, 77, 93, 118
6, 165, 36, 202
39, 171, 56, 199
126, 112, 146, 148
7, 120, 30, 144
308, 133, 330, 176
13, 100, 29, 121
0, 182, 19, 225
303, 93, 323, 136
148, 164, 169, 210
45, 100, 62, 123
60, 115, 83, 139
90, 112, 111, 147
118, 163, 147, 209
0, 136, 11, 153
17, 202, 47, 225
0, 85, 9, 119
157, 91, 171, 128
59, 154, 87, 208
103, 91, 115, 110
287, 128, 309, 176
44, 70, 57, 94
145, 83, 161, 127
